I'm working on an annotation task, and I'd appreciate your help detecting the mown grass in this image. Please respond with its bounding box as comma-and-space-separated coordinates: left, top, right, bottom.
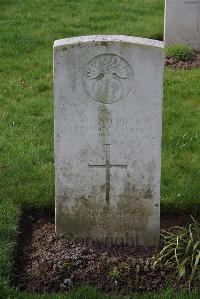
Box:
0, 284, 199, 299
162, 69, 200, 213
0, 0, 199, 298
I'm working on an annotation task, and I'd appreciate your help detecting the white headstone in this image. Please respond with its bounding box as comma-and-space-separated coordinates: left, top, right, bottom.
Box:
165, 0, 200, 50
54, 35, 164, 247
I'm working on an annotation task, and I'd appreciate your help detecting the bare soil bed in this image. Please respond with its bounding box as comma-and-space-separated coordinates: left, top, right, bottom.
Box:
165, 52, 200, 69
12, 210, 197, 295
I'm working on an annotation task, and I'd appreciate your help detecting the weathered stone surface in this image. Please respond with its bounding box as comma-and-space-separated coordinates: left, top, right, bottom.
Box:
165, 0, 200, 50
54, 35, 164, 247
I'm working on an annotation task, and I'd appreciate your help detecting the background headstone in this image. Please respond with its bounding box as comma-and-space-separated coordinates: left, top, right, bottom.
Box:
165, 0, 200, 50
54, 35, 164, 247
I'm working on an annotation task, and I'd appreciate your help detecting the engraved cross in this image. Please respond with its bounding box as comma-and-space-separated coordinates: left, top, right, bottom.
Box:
184, 1, 200, 33
88, 144, 127, 205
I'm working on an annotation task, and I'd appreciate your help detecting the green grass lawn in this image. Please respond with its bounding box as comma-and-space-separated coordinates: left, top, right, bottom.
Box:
0, 0, 199, 298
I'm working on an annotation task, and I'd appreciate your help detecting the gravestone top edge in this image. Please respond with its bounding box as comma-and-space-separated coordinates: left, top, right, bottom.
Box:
53, 35, 164, 50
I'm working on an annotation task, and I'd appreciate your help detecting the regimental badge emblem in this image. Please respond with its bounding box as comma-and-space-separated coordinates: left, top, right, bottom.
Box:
82, 54, 134, 104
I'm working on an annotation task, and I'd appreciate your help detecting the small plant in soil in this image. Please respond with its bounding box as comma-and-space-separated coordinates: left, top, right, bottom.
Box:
59, 260, 71, 271
153, 217, 200, 290
165, 44, 195, 61
108, 266, 121, 280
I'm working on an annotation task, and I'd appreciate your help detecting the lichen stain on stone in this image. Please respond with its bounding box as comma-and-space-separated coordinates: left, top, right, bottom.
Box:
95, 81, 110, 104
100, 41, 108, 47
100, 184, 106, 192
56, 196, 109, 239
56, 198, 94, 238
144, 185, 153, 200
97, 104, 111, 143
116, 181, 154, 231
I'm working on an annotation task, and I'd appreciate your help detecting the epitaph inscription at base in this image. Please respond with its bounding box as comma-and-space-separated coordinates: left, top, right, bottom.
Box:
54, 35, 164, 247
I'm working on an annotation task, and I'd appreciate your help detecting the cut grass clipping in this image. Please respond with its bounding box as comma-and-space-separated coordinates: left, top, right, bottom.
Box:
153, 218, 200, 290
165, 44, 194, 61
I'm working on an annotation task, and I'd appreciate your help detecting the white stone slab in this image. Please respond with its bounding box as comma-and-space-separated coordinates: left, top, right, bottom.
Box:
165, 0, 200, 50
54, 35, 164, 247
